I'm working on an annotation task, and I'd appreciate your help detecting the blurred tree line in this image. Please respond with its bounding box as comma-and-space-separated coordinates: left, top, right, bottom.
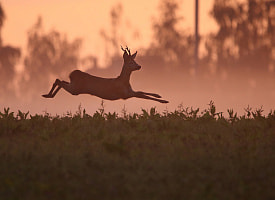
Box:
22, 17, 82, 98
99, 0, 274, 76
0, 0, 274, 100
147, 0, 274, 74
206, 0, 275, 72
0, 4, 20, 98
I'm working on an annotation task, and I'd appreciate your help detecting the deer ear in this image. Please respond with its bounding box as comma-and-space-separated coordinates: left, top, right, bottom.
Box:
131, 51, 137, 59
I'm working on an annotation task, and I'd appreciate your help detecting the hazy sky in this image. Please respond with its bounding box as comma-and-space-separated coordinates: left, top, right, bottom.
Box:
1, 0, 217, 61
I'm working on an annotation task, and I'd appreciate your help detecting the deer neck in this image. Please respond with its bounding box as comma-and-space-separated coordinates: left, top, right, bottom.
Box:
118, 64, 132, 83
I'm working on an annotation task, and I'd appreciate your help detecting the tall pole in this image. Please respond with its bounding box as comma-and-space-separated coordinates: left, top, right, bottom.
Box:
195, 0, 199, 70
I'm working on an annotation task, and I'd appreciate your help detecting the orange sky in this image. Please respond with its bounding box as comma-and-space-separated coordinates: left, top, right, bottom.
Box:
1, 0, 217, 63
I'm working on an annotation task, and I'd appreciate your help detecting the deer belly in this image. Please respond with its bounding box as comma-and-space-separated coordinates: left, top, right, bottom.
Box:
90, 85, 131, 100
85, 86, 121, 100
93, 92, 122, 100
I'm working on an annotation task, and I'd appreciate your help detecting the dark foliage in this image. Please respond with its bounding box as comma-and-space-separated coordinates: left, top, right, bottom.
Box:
0, 103, 275, 200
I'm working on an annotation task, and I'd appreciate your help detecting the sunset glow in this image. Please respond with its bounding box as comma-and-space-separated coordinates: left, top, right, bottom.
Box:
2, 0, 217, 58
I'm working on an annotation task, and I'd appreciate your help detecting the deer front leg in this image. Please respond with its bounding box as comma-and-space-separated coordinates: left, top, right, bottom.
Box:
137, 91, 162, 98
133, 91, 169, 103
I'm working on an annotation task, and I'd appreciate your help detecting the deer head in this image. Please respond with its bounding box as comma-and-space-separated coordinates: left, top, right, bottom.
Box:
121, 46, 141, 71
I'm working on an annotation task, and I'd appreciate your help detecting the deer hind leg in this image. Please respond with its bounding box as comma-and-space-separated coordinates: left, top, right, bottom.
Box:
58, 80, 79, 96
137, 91, 162, 98
42, 79, 59, 98
42, 79, 72, 98
133, 91, 169, 104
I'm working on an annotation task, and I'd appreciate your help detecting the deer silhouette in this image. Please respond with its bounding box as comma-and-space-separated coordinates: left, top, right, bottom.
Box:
42, 46, 169, 103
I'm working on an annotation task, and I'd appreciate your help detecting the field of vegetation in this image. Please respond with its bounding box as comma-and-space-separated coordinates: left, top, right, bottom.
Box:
0, 101, 275, 200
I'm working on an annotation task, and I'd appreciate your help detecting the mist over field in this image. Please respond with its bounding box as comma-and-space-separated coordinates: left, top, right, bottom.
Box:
2, 65, 275, 117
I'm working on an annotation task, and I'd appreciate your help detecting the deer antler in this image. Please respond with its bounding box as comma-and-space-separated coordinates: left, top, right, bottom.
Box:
121, 45, 125, 52
126, 46, 131, 56
121, 46, 132, 56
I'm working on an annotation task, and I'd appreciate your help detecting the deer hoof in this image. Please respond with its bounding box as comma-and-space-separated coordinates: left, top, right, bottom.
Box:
42, 94, 52, 98
154, 94, 162, 98
160, 100, 169, 104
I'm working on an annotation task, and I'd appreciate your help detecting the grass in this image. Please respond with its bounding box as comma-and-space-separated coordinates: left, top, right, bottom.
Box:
0, 101, 275, 200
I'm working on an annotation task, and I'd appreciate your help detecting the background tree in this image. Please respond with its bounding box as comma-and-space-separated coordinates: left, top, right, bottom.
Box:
206, 0, 274, 72
0, 2, 5, 45
100, 3, 123, 59
22, 17, 82, 98
0, 3, 21, 99
149, 0, 194, 67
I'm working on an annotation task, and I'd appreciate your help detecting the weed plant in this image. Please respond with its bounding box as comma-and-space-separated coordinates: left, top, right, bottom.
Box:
0, 101, 275, 200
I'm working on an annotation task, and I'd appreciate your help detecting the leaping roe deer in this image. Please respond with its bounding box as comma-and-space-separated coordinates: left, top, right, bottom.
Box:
42, 46, 169, 103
